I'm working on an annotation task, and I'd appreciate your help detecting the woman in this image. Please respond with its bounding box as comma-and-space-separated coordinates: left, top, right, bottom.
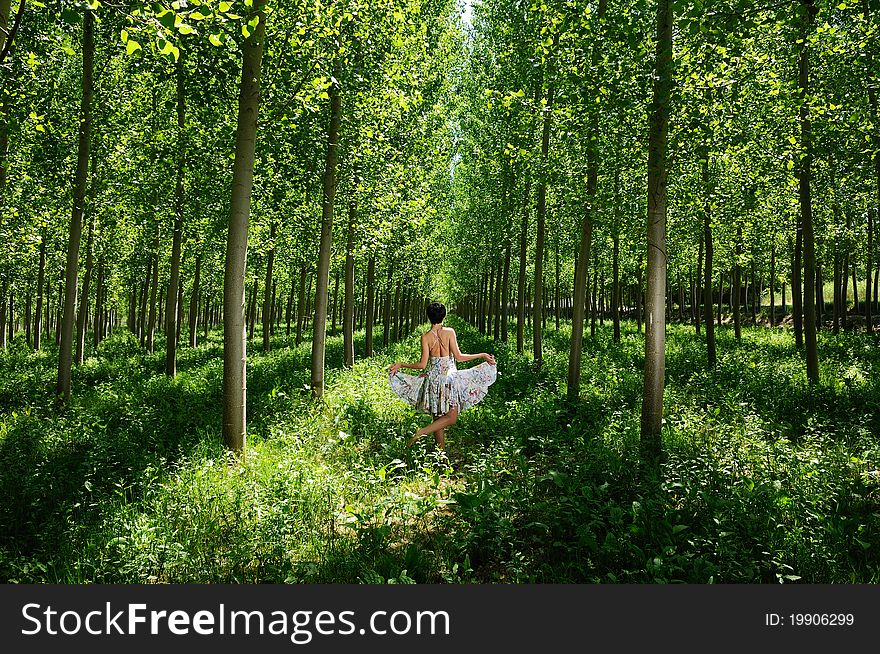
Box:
388, 301, 497, 449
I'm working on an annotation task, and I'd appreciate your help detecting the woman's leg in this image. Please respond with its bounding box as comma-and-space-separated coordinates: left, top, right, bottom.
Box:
408, 407, 459, 447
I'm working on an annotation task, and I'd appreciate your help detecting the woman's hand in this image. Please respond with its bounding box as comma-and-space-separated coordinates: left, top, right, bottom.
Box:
483, 353, 496, 366
388, 363, 402, 376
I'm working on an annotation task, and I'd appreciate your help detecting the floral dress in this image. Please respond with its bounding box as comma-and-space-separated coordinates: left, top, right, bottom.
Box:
388, 332, 497, 415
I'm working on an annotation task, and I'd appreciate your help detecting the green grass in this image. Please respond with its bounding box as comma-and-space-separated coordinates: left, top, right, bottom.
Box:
0, 318, 878, 583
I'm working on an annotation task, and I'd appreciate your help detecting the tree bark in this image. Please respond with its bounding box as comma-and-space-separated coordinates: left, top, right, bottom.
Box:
365, 254, 375, 357
640, 0, 672, 461
166, 50, 186, 376
799, 0, 819, 382
343, 197, 356, 367
34, 235, 46, 351
189, 253, 201, 347
770, 240, 776, 327
310, 66, 342, 398
222, 0, 265, 451
56, 8, 94, 402
262, 223, 276, 353
296, 264, 306, 346
501, 243, 511, 342
516, 178, 531, 354
533, 85, 554, 366
733, 227, 742, 341
566, 174, 594, 399
793, 228, 803, 348
76, 209, 96, 364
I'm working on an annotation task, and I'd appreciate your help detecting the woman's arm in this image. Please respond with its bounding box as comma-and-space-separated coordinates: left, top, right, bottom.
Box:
450, 329, 496, 365
388, 334, 430, 375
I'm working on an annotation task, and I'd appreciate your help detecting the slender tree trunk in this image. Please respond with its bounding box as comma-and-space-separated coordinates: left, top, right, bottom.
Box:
383, 268, 392, 347
770, 240, 776, 327
189, 253, 201, 347
262, 224, 276, 353
833, 247, 841, 334
696, 236, 703, 336
222, 0, 265, 451
495, 260, 504, 339
591, 251, 599, 337
343, 197, 356, 367
311, 67, 341, 398
247, 276, 258, 341
365, 254, 375, 357
798, 0, 819, 382
613, 228, 620, 342
501, 243, 511, 342
867, 208, 874, 333
166, 51, 186, 375
793, 228, 803, 348
34, 236, 46, 351
56, 8, 94, 402
566, 175, 595, 399
93, 256, 104, 347
330, 267, 340, 337
516, 179, 531, 354
533, 84, 554, 366
296, 264, 306, 345
641, 0, 672, 460
703, 190, 721, 368
733, 227, 742, 341
76, 210, 95, 364
393, 281, 402, 340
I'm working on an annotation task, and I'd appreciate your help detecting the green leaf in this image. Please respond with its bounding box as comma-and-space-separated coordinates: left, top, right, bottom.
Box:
209, 33, 223, 47
219, 1, 231, 11
177, 23, 195, 35
120, 29, 129, 44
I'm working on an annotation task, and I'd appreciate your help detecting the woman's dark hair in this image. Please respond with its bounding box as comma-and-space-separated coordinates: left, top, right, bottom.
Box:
426, 301, 446, 324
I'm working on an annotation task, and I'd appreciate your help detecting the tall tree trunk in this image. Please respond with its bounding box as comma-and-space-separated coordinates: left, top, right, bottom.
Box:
799, 0, 819, 382
533, 85, 554, 366
262, 223, 276, 353
0, 291, 5, 350
76, 210, 96, 364
56, 7, 94, 402
93, 256, 104, 347
770, 240, 776, 327
331, 267, 340, 337
166, 50, 186, 375
696, 236, 703, 336
867, 208, 874, 333
365, 254, 375, 357
612, 228, 621, 342
566, 175, 595, 399
311, 68, 341, 397
733, 227, 742, 341
343, 197, 356, 367
222, 0, 265, 451
296, 264, 306, 345
516, 179, 531, 354
34, 235, 46, 351
793, 228, 803, 348
247, 276, 258, 342
383, 267, 392, 347
501, 243, 511, 342
640, 0, 672, 461
189, 253, 201, 347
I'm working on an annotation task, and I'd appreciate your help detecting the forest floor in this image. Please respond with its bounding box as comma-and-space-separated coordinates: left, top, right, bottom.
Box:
0, 318, 878, 583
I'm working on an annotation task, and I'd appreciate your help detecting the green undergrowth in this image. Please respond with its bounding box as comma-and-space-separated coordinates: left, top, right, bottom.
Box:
0, 319, 878, 583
